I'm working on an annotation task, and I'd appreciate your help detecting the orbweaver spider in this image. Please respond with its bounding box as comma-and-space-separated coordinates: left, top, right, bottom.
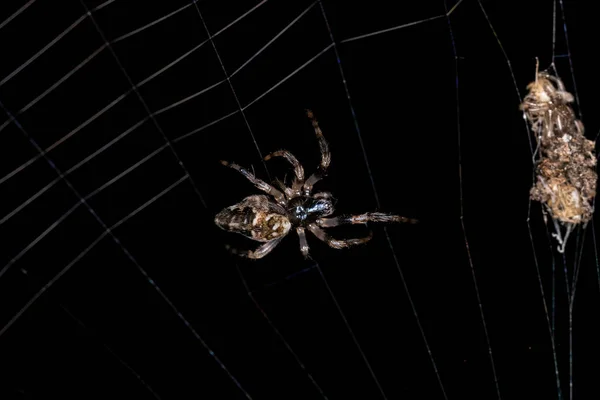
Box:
215, 110, 417, 259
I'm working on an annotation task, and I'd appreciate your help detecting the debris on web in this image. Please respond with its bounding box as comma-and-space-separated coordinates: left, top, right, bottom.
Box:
520, 66, 597, 253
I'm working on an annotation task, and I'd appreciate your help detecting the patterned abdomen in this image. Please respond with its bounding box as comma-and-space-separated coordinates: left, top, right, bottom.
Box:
215, 196, 291, 242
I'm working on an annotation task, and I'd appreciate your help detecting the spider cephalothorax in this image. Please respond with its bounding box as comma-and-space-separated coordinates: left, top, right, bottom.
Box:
215, 110, 417, 259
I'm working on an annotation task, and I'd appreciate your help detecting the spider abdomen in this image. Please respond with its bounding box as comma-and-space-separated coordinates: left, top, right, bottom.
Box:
215, 197, 291, 242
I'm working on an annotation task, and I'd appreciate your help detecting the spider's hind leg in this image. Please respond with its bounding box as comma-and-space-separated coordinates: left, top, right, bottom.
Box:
303, 110, 331, 195
317, 212, 418, 228
296, 227, 310, 259
221, 160, 286, 205
225, 238, 283, 259
307, 223, 373, 249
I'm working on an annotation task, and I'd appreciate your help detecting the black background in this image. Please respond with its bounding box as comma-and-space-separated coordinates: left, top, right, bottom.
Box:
0, 0, 598, 399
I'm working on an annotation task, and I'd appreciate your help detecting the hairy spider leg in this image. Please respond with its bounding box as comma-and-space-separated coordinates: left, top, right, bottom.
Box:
264, 150, 305, 198
221, 160, 286, 205
317, 212, 418, 228
296, 227, 309, 258
303, 110, 331, 195
307, 223, 373, 249
272, 178, 293, 199
225, 237, 284, 259
313, 192, 333, 199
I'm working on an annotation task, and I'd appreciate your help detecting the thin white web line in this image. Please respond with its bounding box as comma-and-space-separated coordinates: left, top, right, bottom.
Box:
0, 13, 87, 87
172, 110, 240, 143
112, 1, 197, 43
0, 0, 115, 87
234, 263, 329, 399
0, 41, 182, 183
212, 0, 269, 37
0, 0, 270, 146
448, 3, 501, 399
58, 305, 162, 399
0, 73, 223, 212
0, 140, 169, 277
192, 2, 275, 181
554, 3, 596, 399
0, 42, 105, 136
0, 0, 258, 124
136, 40, 208, 87
338, 0, 463, 44
152, 79, 225, 115
0, 100, 253, 398
341, 15, 445, 44
230, 1, 318, 77
554, 1, 596, 304
0, 0, 271, 185
475, 1, 565, 399
16, 45, 108, 115
0, 78, 229, 226
552, 0, 600, 319
557, 0, 581, 120
0, 176, 185, 398
0, 0, 38, 31
242, 44, 334, 110
317, 2, 447, 399
0, 37, 331, 233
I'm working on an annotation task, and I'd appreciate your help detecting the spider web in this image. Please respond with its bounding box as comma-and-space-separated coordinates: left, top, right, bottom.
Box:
0, 0, 598, 399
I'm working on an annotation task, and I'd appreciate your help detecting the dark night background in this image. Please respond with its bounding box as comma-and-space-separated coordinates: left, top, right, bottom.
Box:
0, 0, 598, 399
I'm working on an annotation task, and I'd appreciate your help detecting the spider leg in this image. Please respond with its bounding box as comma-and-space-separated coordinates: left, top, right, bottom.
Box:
225, 237, 283, 259
265, 150, 305, 198
273, 178, 294, 199
221, 160, 286, 205
313, 192, 333, 199
296, 227, 310, 259
307, 223, 373, 249
303, 110, 331, 195
317, 212, 418, 228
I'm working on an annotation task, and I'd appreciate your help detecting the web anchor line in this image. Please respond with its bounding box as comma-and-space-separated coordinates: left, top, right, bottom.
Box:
15, 267, 162, 400
235, 263, 329, 399
318, 1, 448, 399
555, 2, 597, 399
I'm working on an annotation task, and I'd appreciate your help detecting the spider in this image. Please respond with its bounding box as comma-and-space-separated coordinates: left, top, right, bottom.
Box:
214, 110, 417, 259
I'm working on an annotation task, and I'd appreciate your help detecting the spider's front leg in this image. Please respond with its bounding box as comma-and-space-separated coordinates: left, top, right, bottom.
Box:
221, 160, 286, 205
307, 223, 373, 249
225, 237, 284, 259
303, 110, 331, 195
317, 212, 418, 228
